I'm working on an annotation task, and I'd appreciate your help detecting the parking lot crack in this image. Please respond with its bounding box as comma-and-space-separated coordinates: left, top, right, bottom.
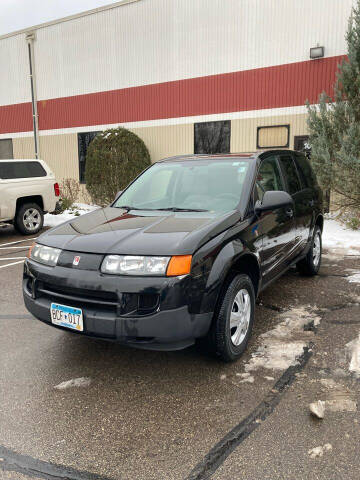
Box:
186, 344, 313, 480
0, 446, 115, 480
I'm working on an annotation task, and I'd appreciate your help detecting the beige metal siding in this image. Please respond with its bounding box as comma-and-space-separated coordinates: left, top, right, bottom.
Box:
130, 124, 193, 163
12, 114, 308, 186
13, 134, 78, 180
231, 114, 308, 152
39, 134, 79, 180
13, 137, 35, 159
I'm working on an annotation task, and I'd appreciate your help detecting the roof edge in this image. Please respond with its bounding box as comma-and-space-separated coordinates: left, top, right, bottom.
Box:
0, 0, 140, 40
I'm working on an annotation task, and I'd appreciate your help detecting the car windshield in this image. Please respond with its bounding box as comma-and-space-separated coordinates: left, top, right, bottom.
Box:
114, 158, 251, 214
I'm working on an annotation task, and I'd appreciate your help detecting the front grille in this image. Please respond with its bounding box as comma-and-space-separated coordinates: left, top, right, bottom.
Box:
33, 281, 160, 316
36, 281, 119, 312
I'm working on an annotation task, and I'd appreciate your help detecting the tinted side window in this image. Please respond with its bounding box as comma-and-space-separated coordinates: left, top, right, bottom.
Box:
295, 153, 317, 188
279, 154, 301, 194
256, 155, 284, 201
0, 161, 46, 179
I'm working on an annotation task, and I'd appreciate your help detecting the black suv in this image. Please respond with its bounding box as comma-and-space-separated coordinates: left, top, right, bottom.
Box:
23, 150, 323, 362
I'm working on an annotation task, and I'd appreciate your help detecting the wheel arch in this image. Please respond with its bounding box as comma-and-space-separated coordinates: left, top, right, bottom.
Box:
225, 253, 261, 296
16, 196, 44, 212
202, 247, 261, 319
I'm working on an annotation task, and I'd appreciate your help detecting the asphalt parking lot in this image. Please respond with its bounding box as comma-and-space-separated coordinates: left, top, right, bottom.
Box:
1, 225, 360, 480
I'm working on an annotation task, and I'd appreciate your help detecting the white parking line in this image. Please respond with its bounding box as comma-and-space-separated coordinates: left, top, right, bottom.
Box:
0, 260, 25, 269
0, 257, 27, 260
0, 237, 38, 247
0, 245, 33, 250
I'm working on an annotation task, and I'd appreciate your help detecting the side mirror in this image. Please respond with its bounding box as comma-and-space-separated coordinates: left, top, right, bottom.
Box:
114, 190, 123, 202
255, 190, 293, 213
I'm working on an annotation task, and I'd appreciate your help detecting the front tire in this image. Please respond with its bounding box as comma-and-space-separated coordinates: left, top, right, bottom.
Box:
207, 274, 255, 362
14, 203, 44, 235
297, 225, 322, 276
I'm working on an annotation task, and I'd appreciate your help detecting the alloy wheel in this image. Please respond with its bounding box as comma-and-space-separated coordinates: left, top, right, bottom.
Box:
23, 208, 41, 231
313, 232, 321, 267
230, 289, 251, 346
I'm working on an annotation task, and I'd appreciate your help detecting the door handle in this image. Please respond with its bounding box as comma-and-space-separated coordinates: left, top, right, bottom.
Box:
286, 208, 294, 218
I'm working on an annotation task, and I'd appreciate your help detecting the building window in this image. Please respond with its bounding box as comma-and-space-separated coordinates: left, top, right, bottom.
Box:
0, 139, 13, 159
194, 121, 231, 154
78, 132, 100, 183
256, 125, 290, 149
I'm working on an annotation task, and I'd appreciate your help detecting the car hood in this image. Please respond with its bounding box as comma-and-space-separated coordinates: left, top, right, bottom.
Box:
38, 207, 241, 255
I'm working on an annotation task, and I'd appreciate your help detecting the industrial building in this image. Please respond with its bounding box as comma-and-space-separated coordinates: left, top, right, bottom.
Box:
0, 0, 354, 185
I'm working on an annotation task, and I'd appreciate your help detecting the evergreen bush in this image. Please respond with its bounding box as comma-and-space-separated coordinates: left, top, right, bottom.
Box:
307, 1, 360, 220
85, 127, 151, 205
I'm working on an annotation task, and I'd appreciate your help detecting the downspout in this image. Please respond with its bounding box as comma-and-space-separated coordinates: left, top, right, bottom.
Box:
26, 32, 40, 159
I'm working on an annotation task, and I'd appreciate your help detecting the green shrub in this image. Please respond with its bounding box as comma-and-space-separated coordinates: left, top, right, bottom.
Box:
85, 127, 151, 206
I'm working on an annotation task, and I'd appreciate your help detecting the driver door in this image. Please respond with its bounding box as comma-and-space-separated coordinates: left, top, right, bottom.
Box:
256, 154, 296, 285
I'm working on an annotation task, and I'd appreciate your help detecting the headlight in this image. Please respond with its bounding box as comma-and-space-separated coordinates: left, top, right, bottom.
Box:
101, 255, 170, 276
29, 243, 61, 267
101, 255, 192, 276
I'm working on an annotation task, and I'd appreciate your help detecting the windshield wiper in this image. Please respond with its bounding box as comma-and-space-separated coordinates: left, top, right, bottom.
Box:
156, 207, 209, 212
116, 206, 208, 212
115, 205, 145, 210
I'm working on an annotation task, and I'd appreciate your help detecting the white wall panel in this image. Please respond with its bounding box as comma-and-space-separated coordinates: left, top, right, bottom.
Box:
33, 0, 354, 101
0, 0, 355, 105
0, 35, 30, 106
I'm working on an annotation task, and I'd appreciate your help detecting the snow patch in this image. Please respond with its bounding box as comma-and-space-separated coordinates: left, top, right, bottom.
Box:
347, 273, 360, 284
309, 400, 325, 419
308, 444, 332, 459
346, 334, 360, 376
235, 372, 254, 383
44, 203, 99, 228
322, 219, 360, 257
54, 377, 92, 390
244, 306, 320, 373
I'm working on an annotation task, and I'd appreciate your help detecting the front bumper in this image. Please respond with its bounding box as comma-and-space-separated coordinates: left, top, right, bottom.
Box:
23, 259, 212, 351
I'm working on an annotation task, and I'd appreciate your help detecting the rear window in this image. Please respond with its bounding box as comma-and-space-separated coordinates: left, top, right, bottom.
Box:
279, 154, 301, 194
0, 161, 47, 179
294, 153, 318, 188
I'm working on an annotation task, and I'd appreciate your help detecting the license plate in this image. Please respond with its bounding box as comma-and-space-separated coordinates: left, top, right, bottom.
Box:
50, 303, 83, 332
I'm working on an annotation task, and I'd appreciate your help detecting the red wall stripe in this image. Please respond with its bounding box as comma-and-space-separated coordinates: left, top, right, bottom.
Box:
0, 56, 344, 135
0, 102, 33, 134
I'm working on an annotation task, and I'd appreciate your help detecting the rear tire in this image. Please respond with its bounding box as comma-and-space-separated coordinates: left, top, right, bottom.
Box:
14, 203, 44, 235
205, 274, 255, 362
297, 225, 322, 276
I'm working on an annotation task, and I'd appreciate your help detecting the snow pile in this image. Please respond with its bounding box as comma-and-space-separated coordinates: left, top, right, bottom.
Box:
347, 272, 360, 284
323, 219, 360, 257
308, 444, 332, 459
346, 334, 360, 376
244, 306, 320, 372
54, 377, 92, 390
235, 372, 255, 383
44, 203, 99, 228
309, 400, 326, 419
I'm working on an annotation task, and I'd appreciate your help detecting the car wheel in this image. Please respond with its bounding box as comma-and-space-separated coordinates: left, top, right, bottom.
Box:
14, 203, 44, 235
206, 274, 255, 362
297, 225, 322, 276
